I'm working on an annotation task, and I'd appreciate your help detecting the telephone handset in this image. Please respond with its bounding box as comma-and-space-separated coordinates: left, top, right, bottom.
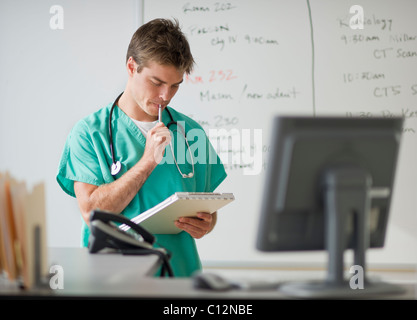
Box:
88, 210, 174, 277
89, 210, 155, 252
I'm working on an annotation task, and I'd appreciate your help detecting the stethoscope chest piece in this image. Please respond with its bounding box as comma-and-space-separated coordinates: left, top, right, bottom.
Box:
111, 161, 121, 176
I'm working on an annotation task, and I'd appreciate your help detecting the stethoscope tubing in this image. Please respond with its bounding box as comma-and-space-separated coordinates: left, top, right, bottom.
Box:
109, 92, 124, 167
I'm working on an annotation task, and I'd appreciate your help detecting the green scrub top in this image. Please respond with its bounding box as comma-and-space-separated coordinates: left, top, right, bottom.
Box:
56, 102, 227, 277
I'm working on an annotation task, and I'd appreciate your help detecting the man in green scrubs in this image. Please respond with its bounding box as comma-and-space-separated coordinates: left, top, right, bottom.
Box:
56, 19, 227, 277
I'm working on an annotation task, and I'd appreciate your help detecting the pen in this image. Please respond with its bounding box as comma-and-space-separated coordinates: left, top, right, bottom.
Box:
158, 104, 162, 123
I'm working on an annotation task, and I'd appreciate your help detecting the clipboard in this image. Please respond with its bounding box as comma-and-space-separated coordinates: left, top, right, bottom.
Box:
120, 192, 235, 234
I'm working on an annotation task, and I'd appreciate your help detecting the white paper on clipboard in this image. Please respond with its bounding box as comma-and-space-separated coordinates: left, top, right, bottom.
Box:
120, 192, 235, 234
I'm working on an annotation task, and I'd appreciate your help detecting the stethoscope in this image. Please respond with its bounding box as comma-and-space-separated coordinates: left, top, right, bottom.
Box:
109, 92, 195, 178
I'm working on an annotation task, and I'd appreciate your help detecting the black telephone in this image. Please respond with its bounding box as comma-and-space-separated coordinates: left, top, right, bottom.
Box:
88, 210, 173, 277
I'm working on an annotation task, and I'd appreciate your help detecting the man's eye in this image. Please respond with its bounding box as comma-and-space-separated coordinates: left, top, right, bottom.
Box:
151, 81, 162, 87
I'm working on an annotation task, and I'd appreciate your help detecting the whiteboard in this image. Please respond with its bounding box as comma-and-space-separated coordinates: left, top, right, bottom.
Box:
144, 0, 417, 267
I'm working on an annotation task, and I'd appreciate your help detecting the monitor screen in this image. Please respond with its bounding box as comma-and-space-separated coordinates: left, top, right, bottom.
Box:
256, 116, 403, 252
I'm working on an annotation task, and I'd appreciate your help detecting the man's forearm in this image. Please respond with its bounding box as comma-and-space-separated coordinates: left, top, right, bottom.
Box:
76, 157, 156, 221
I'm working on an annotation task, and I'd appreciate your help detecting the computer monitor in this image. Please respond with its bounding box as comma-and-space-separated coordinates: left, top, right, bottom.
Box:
256, 115, 405, 298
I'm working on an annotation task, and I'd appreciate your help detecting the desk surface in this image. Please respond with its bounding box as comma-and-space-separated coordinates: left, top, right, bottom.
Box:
0, 247, 415, 300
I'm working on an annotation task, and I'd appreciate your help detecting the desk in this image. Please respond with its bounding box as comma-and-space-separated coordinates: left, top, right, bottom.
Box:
0, 247, 415, 300
0, 247, 161, 298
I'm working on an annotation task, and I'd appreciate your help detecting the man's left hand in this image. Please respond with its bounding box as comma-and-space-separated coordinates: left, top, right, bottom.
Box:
174, 212, 216, 239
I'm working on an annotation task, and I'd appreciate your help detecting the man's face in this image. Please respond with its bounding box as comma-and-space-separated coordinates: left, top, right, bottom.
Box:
129, 59, 184, 121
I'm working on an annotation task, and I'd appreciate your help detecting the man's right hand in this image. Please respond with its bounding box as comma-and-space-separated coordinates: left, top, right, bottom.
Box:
143, 122, 172, 165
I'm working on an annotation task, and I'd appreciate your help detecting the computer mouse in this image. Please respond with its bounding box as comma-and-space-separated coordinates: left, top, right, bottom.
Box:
192, 272, 235, 291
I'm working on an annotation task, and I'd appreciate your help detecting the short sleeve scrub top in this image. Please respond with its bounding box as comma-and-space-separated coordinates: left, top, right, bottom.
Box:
56, 103, 227, 277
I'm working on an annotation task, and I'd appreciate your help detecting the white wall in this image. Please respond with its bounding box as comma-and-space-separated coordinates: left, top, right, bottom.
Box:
0, 0, 139, 246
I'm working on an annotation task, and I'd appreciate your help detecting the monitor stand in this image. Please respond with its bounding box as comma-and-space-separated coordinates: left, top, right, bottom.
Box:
279, 166, 405, 298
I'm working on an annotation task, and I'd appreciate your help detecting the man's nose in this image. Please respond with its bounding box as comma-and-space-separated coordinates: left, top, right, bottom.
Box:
159, 86, 171, 101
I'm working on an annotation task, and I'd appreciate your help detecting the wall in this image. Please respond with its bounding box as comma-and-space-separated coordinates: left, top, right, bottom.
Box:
0, 0, 138, 246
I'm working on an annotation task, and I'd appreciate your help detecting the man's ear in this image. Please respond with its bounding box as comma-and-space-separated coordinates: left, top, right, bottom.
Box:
126, 57, 137, 77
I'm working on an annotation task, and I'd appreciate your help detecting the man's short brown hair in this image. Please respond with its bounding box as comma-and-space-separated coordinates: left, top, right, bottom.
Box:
126, 18, 195, 75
